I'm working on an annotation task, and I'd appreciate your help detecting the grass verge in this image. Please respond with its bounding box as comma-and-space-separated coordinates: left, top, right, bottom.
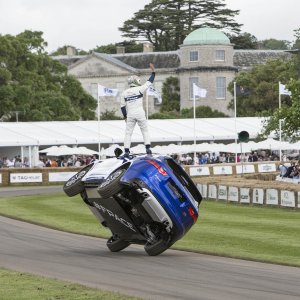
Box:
0, 267, 141, 300
0, 193, 299, 266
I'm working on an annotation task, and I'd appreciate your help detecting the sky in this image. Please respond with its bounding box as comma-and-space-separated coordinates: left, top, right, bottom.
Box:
0, 0, 299, 53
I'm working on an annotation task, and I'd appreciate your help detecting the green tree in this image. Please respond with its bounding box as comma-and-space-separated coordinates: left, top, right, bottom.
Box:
228, 32, 258, 49
228, 56, 297, 117
0, 31, 96, 121
262, 79, 300, 141
160, 76, 180, 112
100, 109, 123, 120
292, 28, 300, 49
259, 39, 290, 50
119, 0, 241, 51
93, 40, 143, 54
149, 111, 180, 119
181, 106, 228, 118
51, 45, 88, 56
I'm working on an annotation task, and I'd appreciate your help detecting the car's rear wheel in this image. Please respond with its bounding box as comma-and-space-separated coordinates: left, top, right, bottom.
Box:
97, 169, 126, 198
63, 164, 93, 197
144, 238, 170, 256
106, 235, 130, 252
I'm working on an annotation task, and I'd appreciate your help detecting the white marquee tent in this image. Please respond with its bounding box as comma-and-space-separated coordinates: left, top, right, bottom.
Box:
0, 117, 268, 148
1, 117, 299, 166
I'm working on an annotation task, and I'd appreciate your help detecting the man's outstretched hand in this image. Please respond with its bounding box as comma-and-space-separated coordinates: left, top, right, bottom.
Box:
150, 63, 155, 72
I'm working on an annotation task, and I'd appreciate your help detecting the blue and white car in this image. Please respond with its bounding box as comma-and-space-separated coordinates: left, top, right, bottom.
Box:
63, 150, 202, 256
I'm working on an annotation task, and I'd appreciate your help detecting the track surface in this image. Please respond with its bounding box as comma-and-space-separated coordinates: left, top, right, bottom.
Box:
1, 186, 300, 299
0, 185, 63, 197
1, 215, 300, 300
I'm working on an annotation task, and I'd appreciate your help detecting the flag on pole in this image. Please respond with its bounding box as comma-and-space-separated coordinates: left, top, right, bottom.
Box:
279, 83, 291, 96
236, 85, 251, 96
98, 84, 118, 97
193, 83, 207, 98
147, 85, 162, 103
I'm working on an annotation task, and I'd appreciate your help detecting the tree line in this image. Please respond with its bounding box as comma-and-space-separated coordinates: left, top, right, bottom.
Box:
1, 0, 300, 139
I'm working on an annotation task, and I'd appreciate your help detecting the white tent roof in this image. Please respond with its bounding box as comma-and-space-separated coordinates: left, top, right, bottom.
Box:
0, 117, 269, 147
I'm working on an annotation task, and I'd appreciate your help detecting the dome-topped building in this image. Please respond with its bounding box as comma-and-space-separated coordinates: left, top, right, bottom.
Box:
179, 27, 235, 115
183, 27, 231, 45
54, 27, 290, 119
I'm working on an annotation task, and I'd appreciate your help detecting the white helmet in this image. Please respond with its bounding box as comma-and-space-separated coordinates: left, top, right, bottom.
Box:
128, 75, 141, 87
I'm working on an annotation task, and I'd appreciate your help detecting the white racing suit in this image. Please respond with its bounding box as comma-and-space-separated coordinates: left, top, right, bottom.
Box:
121, 73, 155, 153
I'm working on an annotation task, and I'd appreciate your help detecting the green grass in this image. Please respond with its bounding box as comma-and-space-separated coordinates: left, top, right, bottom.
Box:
0, 193, 299, 266
0, 193, 110, 237
175, 200, 300, 266
0, 268, 141, 300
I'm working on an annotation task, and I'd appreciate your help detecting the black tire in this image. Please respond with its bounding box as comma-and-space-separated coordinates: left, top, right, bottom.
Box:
97, 169, 126, 198
144, 238, 170, 256
63, 164, 93, 197
106, 235, 130, 252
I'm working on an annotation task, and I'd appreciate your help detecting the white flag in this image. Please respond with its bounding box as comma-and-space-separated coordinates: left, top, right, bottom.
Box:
279, 83, 291, 96
98, 84, 118, 97
193, 83, 207, 98
147, 85, 162, 103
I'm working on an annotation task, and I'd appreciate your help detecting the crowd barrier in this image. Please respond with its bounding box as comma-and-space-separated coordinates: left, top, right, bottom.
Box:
0, 162, 299, 209
187, 162, 278, 177
0, 162, 279, 187
186, 162, 299, 209
0, 167, 80, 186
196, 182, 299, 209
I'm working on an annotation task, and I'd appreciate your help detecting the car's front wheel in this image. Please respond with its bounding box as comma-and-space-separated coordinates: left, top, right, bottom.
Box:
97, 169, 126, 198
63, 164, 93, 197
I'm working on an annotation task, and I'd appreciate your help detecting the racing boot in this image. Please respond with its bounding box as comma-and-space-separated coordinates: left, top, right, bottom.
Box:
146, 144, 152, 155
124, 148, 130, 158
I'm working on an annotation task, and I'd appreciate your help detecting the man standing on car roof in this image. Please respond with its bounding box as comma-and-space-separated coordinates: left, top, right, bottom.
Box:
121, 63, 155, 157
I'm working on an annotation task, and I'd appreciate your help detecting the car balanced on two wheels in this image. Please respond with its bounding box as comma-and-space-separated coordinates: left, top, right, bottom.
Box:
63, 151, 202, 256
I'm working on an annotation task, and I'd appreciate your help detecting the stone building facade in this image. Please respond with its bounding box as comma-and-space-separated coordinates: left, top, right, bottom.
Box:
54, 27, 290, 118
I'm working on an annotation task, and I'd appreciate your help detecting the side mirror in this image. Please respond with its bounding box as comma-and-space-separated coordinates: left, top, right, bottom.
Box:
114, 148, 123, 158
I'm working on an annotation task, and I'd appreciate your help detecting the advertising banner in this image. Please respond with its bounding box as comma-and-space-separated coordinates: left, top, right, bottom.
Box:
266, 189, 279, 205
280, 190, 295, 207
213, 166, 233, 175
228, 186, 239, 202
201, 184, 207, 198
197, 183, 207, 198
257, 163, 276, 173
10, 173, 42, 183
49, 172, 77, 182
208, 184, 217, 199
218, 185, 227, 200
252, 188, 264, 204
190, 166, 210, 176
240, 188, 250, 203
236, 164, 255, 174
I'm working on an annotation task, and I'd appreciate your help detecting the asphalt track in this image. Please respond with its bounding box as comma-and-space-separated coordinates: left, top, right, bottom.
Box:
1, 187, 300, 299
0, 185, 63, 197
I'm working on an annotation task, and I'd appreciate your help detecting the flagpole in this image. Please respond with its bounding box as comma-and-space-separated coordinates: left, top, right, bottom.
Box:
234, 82, 238, 163
279, 81, 282, 161
146, 89, 149, 120
193, 84, 196, 165
97, 85, 101, 159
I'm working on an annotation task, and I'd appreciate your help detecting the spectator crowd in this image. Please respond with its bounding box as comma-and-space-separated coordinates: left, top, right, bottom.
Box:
0, 149, 287, 169
0, 155, 99, 168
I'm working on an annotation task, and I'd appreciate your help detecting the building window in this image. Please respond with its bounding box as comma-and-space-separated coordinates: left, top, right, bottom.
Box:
189, 77, 199, 99
216, 77, 226, 99
189, 50, 199, 62
215, 50, 225, 61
